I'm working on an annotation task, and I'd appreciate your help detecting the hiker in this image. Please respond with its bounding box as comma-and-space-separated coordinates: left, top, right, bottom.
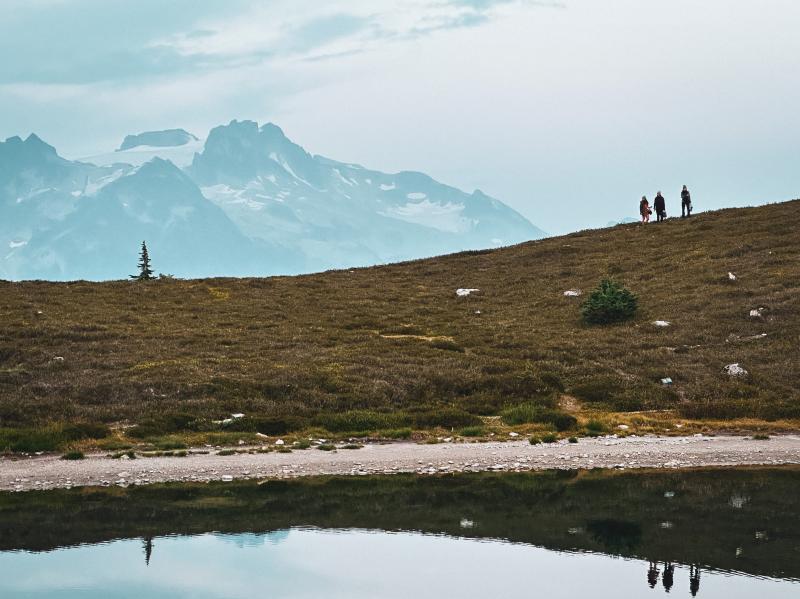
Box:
654, 191, 666, 222
639, 196, 651, 223
681, 185, 693, 217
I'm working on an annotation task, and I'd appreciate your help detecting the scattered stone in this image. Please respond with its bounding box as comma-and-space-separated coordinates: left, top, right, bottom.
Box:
509, 432, 520, 438
653, 321, 671, 327
728, 272, 737, 281
52, 356, 65, 362
661, 377, 673, 385
459, 519, 475, 529
563, 290, 582, 297
749, 308, 765, 318
456, 288, 479, 297
231, 413, 245, 419
724, 363, 749, 377
221, 475, 233, 482
275, 439, 285, 446
617, 425, 629, 430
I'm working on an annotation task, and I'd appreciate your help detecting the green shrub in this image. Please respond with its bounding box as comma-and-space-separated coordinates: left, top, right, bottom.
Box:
313, 411, 402, 433
529, 436, 542, 445
411, 408, 480, 429
568, 436, 578, 443
317, 443, 336, 451
753, 434, 770, 440
61, 451, 85, 460
542, 433, 558, 443
459, 426, 485, 437
500, 404, 577, 431
585, 419, 607, 433
382, 428, 413, 439
0, 428, 57, 452
581, 279, 638, 324
128, 413, 200, 438
294, 439, 312, 449
226, 416, 307, 435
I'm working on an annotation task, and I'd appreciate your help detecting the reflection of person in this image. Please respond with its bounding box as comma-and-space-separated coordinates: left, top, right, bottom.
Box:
662, 562, 675, 592
144, 537, 153, 566
690, 564, 701, 596
647, 561, 660, 588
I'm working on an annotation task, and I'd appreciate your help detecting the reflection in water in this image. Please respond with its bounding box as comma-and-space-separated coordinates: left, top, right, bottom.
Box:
0, 467, 798, 598
690, 565, 702, 597
143, 537, 153, 566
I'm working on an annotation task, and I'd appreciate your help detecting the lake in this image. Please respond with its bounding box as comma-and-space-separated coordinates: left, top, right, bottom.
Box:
1, 468, 798, 598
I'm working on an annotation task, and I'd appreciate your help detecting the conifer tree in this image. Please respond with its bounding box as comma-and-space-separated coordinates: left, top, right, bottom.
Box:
131, 240, 154, 281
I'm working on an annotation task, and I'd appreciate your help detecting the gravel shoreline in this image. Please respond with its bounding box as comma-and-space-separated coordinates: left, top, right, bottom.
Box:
3, 434, 800, 493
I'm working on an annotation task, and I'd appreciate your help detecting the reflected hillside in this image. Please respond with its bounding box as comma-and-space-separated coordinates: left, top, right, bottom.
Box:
1, 467, 799, 581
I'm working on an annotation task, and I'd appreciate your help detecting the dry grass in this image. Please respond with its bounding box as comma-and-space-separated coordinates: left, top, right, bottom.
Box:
0, 200, 798, 443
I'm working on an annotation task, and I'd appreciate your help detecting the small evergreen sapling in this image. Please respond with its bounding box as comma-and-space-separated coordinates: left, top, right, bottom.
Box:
131, 241, 154, 281
581, 278, 637, 324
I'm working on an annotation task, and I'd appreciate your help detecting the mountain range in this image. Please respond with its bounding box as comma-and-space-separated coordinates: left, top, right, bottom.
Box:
1, 121, 545, 280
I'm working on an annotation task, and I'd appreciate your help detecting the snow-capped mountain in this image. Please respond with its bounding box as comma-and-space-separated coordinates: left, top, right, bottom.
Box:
1, 122, 545, 280
190, 120, 544, 270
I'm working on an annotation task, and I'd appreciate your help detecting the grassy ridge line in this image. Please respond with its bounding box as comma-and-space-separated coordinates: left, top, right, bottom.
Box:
0, 200, 798, 445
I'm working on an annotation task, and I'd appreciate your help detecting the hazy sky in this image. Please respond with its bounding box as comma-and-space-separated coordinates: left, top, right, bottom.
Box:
1, 0, 799, 233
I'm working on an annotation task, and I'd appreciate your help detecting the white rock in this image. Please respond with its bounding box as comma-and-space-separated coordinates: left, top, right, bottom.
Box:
661, 377, 673, 385
231, 413, 245, 419
221, 475, 234, 482
749, 308, 764, 318
653, 320, 671, 327
617, 425, 630, 430
456, 288, 479, 297
275, 439, 285, 446
728, 272, 737, 281
563, 290, 582, 297
509, 432, 520, 437
724, 363, 749, 377
53, 356, 65, 362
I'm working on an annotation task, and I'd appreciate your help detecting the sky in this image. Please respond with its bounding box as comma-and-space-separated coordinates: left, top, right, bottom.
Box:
1, 0, 799, 234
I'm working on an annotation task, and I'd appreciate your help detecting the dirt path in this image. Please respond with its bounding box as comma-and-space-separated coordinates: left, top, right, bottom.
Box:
3, 434, 800, 492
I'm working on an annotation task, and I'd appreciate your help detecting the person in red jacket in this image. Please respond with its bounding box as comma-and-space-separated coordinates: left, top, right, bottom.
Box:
639, 196, 652, 223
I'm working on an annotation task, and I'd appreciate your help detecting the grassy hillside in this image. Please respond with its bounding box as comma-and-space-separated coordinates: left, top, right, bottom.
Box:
1, 200, 798, 448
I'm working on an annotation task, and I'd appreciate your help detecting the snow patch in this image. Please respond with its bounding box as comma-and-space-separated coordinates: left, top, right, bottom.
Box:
79, 139, 204, 168
382, 199, 475, 233
380, 183, 396, 191
406, 192, 427, 200
8, 240, 27, 249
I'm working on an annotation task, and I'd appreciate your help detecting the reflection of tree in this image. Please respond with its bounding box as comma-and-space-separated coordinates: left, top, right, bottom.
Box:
647, 561, 660, 588
662, 562, 674, 592
143, 537, 153, 566
690, 565, 701, 597
586, 519, 642, 553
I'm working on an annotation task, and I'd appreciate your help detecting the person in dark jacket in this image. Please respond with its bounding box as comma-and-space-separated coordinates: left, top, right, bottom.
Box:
654, 191, 666, 222
681, 185, 692, 217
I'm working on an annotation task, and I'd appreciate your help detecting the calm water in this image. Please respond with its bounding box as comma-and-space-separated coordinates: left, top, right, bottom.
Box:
1, 468, 798, 598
